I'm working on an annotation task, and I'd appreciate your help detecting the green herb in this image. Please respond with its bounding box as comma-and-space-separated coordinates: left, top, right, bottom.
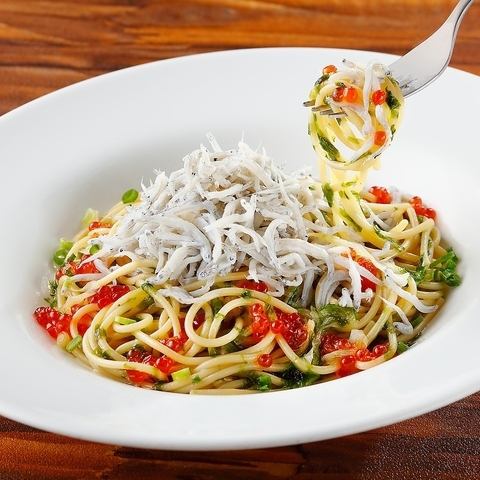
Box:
89, 244, 101, 255
66, 335, 82, 353
311, 304, 356, 330
192, 375, 201, 384
397, 342, 409, 354
241, 290, 252, 299
309, 185, 316, 191
386, 89, 400, 117
391, 124, 397, 137
211, 298, 223, 315
44, 280, 58, 307
210, 341, 240, 356
373, 224, 403, 251
172, 367, 191, 382
336, 81, 346, 87
339, 208, 361, 232
122, 188, 139, 204
411, 249, 461, 287
322, 183, 334, 207
310, 304, 357, 364
430, 249, 461, 286
411, 265, 426, 284
208, 347, 220, 357
285, 286, 302, 309
281, 365, 319, 389
81, 208, 99, 228
115, 316, 137, 325
317, 135, 339, 161
153, 382, 165, 391
48, 280, 58, 298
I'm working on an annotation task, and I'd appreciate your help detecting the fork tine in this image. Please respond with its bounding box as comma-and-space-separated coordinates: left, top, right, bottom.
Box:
311, 106, 346, 117
304, 100, 345, 116
311, 105, 332, 113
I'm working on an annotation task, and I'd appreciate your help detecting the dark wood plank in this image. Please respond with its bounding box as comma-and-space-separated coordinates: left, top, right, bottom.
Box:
0, 1, 479, 479
0, 0, 479, 114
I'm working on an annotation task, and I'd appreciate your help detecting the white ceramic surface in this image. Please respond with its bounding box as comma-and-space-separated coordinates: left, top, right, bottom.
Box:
0, 48, 479, 450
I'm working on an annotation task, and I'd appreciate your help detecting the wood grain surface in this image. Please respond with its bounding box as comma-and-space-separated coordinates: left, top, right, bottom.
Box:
1, 1, 479, 479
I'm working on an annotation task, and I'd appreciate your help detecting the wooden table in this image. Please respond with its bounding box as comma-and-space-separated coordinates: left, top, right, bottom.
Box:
1, 1, 479, 478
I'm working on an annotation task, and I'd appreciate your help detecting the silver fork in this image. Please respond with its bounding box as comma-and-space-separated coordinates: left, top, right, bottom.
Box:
305, 0, 474, 115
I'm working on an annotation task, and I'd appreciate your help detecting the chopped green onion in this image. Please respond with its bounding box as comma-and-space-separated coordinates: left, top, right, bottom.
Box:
122, 188, 139, 204
115, 316, 137, 325
139, 296, 155, 309
81, 208, 99, 228
241, 290, 252, 298
89, 244, 101, 255
66, 335, 82, 353
411, 315, 424, 328
59, 238, 73, 251
397, 342, 409, 354
322, 183, 334, 207
141, 282, 156, 296
192, 374, 201, 384
53, 248, 69, 267
93, 347, 110, 359
171, 367, 191, 382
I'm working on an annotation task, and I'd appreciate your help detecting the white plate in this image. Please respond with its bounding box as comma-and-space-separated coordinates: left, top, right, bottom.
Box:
0, 48, 479, 450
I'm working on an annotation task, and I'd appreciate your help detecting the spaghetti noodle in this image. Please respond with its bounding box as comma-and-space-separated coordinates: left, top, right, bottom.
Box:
33, 63, 460, 394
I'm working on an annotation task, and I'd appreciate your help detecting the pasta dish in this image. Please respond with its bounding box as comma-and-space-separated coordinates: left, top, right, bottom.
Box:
33, 61, 460, 394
